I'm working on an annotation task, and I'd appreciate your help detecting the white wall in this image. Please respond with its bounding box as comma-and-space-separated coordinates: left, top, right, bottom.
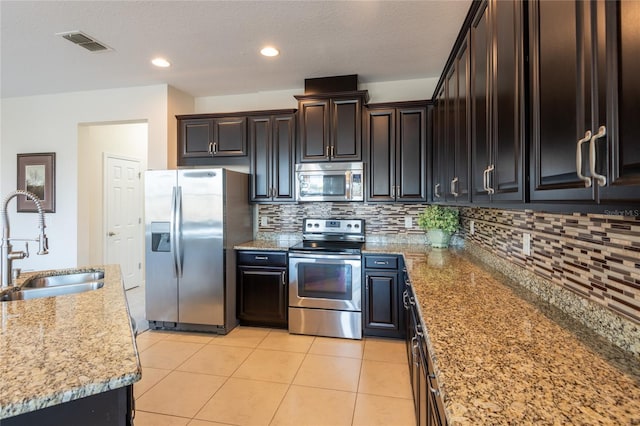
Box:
167, 86, 195, 169
195, 88, 299, 113
361, 78, 439, 103
1, 85, 168, 270
0, 78, 434, 271
194, 78, 437, 113
77, 122, 148, 267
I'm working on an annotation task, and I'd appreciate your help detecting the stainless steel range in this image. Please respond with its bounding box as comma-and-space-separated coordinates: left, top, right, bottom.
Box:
288, 218, 365, 340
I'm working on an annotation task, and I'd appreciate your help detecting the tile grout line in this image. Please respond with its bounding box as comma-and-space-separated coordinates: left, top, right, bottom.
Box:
135, 329, 412, 425
266, 331, 316, 426
192, 326, 273, 423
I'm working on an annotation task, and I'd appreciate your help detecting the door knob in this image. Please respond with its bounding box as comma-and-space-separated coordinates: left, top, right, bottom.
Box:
108, 231, 117, 237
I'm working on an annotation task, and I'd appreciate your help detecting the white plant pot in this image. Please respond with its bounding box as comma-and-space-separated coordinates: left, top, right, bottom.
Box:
427, 229, 452, 248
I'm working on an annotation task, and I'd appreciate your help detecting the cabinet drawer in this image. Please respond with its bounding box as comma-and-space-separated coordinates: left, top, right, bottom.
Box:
364, 256, 398, 269
237, 251, 287, 267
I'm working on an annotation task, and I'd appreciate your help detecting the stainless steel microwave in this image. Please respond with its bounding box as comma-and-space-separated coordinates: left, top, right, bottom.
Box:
295, 162, 364, 202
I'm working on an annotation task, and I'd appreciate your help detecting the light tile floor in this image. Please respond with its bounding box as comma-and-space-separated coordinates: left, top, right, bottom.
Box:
134, 327, 416, 426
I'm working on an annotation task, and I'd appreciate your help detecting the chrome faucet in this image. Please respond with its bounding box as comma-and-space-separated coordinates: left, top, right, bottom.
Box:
0, 190, 49, 289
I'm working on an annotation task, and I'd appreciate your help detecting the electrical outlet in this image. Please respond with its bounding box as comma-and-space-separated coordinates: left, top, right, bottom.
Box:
260, 216, 268, 226
470, 220, 475, 235
523, 233, 531, 256
405, 216, 412, 228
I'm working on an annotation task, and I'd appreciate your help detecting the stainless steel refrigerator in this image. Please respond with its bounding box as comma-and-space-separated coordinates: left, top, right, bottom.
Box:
144, 168, 252, 333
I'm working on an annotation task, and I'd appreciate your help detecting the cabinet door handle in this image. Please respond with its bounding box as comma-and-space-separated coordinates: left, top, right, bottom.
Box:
451, 177, 459, 197
576, 130, 593, 188
331, 145, 335, 157
396, 186, 400, 198
326, 146, 331, 158
482, 167, 488, 192
589, 126, 607, 187
282, 271, 286, 286
402, 290, 409, 309
414, 323, 423, 338
484, 164, 495, 194
391, 185, 395, 198
411, 336, 419, 366
208, 142, 214, 156
434, 183, 441, 198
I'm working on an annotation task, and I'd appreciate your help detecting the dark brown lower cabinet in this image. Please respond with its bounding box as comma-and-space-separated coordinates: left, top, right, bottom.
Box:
404, 281, 447, 426
3, 385, 133, 426
363, 255, 404, 338
237, 251, 288, 328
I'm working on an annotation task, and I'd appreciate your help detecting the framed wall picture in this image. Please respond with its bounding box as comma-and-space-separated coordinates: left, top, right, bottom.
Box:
17, 152, 56, 213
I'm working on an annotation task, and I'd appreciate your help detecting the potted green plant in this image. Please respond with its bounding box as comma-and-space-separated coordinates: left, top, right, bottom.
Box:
417, 205, 460, 248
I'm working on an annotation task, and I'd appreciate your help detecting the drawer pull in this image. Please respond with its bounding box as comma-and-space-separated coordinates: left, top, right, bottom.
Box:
254, 256, 268, 260
374, 261, 388, 265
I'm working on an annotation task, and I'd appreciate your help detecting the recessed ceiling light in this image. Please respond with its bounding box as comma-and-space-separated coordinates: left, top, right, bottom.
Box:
151, 57, 171, 68
260, 47, 279, 57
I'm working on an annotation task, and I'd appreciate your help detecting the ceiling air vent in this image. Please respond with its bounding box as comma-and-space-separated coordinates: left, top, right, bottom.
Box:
57, 31, 112, 53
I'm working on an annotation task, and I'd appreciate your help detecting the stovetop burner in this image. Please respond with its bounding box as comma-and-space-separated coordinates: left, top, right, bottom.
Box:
289, 218, 365, 254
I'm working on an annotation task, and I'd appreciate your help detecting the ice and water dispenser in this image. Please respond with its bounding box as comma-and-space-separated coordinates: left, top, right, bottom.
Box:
150, 222, 171, 252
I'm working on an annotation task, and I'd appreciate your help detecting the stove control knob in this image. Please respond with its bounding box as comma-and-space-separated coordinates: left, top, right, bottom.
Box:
347, 224, 352, 228
354, 224, 360, 228
307, 223, 312, 228
314, 223, 320, 228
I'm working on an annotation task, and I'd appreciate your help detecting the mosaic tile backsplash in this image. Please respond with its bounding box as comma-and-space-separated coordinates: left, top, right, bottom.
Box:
257, 203, 640, 325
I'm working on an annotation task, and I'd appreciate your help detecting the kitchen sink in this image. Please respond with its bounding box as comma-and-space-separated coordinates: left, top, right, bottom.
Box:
1, 281, 104, 301
1, 269, 105, 302
22, 271, 104, 288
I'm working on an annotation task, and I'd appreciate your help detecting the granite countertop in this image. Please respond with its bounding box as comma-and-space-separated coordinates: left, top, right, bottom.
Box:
0, 264, 141, 419
237, 239, 640, 424
403, 247, 640, 425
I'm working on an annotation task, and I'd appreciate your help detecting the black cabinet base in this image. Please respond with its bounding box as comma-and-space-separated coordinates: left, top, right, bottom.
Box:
3, 385, 133, 426
238, 319, 287, 329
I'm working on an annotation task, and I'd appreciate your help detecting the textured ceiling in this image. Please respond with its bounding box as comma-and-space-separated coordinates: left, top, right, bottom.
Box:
0, 0, 471, 99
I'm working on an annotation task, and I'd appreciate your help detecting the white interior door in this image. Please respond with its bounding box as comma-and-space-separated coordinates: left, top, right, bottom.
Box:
105, 154, 142, 290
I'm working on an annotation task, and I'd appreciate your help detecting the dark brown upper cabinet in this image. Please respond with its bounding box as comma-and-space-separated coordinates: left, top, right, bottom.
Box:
249, 112, 296, 202
177, 114, 247, 166
366, 101, 428, 203
471, 0, 525, 203
432, 0, 524, 205
431, 32, 470, 204
432, 87, 448, 202
529, 0, 640, 203
447, 35, 471, 203
295, 91, 369, 162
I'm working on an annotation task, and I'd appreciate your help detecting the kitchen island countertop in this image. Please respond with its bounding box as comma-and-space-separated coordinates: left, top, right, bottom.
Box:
0, 264, 141, 419
237, 239, 640, 424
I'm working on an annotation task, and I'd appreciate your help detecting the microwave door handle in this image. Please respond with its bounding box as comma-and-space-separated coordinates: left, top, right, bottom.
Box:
345, 171, 352, 200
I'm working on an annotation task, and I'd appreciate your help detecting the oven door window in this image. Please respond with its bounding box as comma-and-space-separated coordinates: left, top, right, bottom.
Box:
300, 174, 346, 197
297, 262, 352, 300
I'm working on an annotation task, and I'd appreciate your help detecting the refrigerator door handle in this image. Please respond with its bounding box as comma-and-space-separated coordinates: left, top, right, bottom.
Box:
170, 186, 179, 278
175, 186, 184, 278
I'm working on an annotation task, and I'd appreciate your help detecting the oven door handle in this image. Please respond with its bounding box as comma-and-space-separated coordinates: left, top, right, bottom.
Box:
289, 252, 362, 261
